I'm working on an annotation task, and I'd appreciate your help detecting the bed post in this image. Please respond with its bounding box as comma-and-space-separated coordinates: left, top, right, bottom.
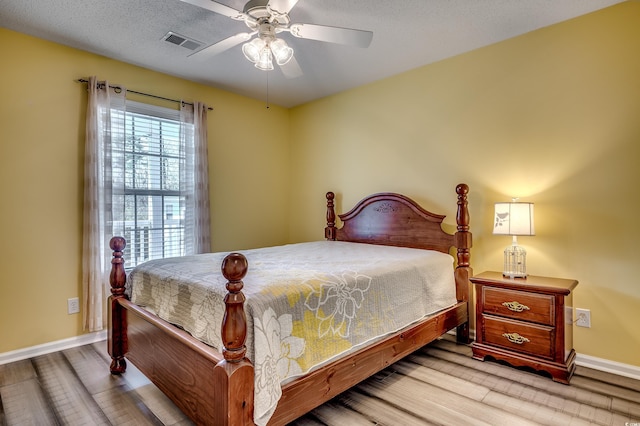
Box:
108, 236, 128, 374
214, 253, 254, 425
325, 191, 337, 240
454, 183, 472, 344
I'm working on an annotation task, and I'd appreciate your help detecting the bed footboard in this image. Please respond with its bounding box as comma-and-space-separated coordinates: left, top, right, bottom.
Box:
108, 238, 255, 425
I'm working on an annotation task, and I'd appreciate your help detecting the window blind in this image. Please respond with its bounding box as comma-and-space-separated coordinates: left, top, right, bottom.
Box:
114, 101, 190, 268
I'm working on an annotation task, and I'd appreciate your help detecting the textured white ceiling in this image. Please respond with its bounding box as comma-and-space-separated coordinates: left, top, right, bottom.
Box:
0, 0, 624, 107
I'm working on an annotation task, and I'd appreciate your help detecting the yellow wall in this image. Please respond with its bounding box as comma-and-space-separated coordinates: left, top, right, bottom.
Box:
289, 2, 640, 366
0, 29, 291, 353
2, 2, 639, 368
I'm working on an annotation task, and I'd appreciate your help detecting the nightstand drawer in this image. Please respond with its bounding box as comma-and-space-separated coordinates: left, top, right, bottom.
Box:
483, 315, 554, 359
482, 287, 554, 326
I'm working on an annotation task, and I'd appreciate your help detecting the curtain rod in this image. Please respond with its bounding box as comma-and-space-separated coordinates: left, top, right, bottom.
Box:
76, 79, 213, 111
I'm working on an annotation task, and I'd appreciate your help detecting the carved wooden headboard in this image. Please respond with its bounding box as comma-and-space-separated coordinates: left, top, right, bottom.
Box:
324, 184, 470, 259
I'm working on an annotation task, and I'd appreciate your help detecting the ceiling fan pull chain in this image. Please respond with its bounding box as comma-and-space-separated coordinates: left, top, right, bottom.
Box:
266, 70, 270, 109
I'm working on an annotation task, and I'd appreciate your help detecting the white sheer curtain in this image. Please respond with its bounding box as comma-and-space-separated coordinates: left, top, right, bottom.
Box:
181, 101, 211, 254
82, 76, 126, 332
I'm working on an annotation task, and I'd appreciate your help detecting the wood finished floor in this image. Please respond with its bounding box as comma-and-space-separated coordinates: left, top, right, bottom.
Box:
1, 337, 639, 425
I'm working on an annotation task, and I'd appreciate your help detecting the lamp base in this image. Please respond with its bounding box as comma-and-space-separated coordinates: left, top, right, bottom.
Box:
502, 272, 527, 279
503, 244, 527, 279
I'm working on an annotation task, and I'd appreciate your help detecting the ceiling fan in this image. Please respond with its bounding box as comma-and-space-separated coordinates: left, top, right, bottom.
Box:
180, 0, 373, 75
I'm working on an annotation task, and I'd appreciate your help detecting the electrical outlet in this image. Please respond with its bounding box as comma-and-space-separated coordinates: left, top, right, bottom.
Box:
576, 308, 591, 328
67, 297, 80, 314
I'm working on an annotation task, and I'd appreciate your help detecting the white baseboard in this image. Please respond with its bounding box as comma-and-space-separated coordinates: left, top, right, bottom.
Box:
576, 353, 640, 381
0, 331, 107, 365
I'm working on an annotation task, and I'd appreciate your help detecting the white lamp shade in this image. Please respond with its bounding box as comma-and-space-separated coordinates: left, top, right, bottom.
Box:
242, 38, 266, 63
270, 38, 294, 65
254, 46, 274, 70
493, 202, 535, 236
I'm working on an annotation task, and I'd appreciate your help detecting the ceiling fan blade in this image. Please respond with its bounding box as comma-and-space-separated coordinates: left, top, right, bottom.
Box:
267, 0, 299, 14
189, 32, 252, 58
279, 56, 303, 79
289, 24, 373, 48
179, 0, 245, 20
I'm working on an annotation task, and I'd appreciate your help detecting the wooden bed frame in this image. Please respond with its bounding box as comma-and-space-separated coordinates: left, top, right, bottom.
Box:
108, 184, 473, 425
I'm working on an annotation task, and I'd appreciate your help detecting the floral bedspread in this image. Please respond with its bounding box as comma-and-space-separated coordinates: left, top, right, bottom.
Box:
126, 241, 457, 426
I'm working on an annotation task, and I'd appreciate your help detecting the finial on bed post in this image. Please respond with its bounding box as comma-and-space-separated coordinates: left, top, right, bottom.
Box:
109, 236, 128, 374
221, 253, 249, 362
325, 192, 337, 240
109, 236, 127, 297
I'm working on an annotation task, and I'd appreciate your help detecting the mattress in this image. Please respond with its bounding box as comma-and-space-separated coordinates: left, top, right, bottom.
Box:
126, 240, 457, 425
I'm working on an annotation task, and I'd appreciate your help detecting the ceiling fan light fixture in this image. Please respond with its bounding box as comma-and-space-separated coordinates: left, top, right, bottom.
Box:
255, 46, 274, 70
242, 37, 266, 63
183, 0, 374, 76
270, 38, 293, 65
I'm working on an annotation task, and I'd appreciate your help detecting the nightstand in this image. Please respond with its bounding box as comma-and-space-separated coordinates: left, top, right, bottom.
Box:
471, 271, 578, 384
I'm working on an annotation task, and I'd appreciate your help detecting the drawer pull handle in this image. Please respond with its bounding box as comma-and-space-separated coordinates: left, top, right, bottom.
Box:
502, 332, 530, 345
502, 301, 530, 312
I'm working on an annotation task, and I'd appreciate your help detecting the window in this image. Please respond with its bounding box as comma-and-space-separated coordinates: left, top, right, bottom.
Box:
114, 102, 192, 268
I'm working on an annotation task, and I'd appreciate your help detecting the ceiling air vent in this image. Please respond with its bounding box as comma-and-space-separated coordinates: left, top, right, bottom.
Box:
162, 31, 202, 51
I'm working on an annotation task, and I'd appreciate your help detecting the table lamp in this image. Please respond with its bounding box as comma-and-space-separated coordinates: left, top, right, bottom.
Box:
493, 200, 535, 278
